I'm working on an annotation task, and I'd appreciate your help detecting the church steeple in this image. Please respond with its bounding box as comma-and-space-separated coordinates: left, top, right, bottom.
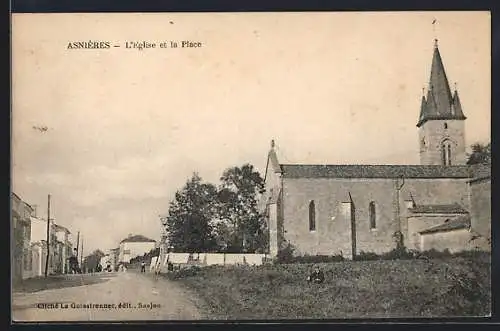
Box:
417, 39, 467, 166
417, 39, 466, 128
451, 87, 465, 118
418, 91, 427, 122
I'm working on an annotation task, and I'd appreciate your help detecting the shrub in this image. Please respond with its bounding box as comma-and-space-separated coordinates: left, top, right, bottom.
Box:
276, 242, 295, 264
418, 248, 452, 259
289, 254, 345, 264
275, 242, 345, 264
354, 248, 416, 261
354, 251, 380, 261
166, 265, 204, 280
354, 248, 491, 262
380, 247, 417, 260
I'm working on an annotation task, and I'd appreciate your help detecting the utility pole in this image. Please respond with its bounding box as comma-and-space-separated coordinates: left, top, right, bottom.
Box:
76, 231, 80, 257
80, 236, 84, 270
44, 194, 51, 277
394, 176, 405, 250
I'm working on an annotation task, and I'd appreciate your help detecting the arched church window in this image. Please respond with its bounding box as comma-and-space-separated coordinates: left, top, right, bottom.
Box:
309, 200, 316, 231
369, 201, 376, 229
441, 140, 452, 166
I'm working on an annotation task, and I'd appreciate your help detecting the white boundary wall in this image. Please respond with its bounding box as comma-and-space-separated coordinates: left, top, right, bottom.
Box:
160, 253, 267, 269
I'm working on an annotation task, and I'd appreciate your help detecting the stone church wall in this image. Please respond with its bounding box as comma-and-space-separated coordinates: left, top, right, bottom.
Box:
281, 177, 469, 258
418, 120, 466, 166
420, 228, 474, 253
469, 177, 491, 243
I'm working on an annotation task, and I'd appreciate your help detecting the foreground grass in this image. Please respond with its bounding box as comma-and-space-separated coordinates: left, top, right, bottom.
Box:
164, 255, 490, 319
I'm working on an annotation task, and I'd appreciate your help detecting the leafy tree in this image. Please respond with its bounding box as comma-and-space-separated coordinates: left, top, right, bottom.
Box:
466, 142, 491, 165
82, 249, 105, 272
215, 164, 267, 253
165, 173, 218, 253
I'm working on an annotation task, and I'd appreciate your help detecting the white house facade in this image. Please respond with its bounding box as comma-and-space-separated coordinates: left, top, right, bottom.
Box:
118, 234, 156, 263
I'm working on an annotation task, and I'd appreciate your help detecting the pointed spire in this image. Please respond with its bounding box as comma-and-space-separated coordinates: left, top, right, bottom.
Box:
452, 89, 466, 120
417, 40, 466, 127
266, 138, 281, 175
429, 40, 452, 111
418, 94, 427, 122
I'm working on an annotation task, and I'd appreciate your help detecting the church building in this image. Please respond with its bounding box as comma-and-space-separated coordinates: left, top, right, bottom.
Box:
261, 40, 491, 259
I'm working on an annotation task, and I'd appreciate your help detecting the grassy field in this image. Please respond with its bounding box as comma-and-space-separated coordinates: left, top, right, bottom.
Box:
164, 254, 491, 319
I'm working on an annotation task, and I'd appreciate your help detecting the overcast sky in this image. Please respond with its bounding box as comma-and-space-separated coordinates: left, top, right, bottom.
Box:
12, 12, 490, 254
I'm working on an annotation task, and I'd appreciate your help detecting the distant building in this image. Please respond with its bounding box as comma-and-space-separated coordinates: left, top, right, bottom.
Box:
118, 234, 156, 263
53, 224, 72, 274
260, 40, 491, 259
11, 193, 34, 283
29, 217, 73, 276
29, 216, 53, 277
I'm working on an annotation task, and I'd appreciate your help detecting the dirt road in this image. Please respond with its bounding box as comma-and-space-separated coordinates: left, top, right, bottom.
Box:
12, 271, 203, 321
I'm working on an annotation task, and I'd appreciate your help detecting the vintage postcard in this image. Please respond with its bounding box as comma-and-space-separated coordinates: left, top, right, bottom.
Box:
11, 11, 491, 321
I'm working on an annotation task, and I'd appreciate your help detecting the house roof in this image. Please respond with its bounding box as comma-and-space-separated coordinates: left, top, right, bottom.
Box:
11, 192, 21, 202
280, 164, 471, 179
54, 223, 71, 234
11, 192, 34, 212
419, 215, 471, 234
120, 235, 156, 243
417, 41, 466, 127
408, 203, 469, 214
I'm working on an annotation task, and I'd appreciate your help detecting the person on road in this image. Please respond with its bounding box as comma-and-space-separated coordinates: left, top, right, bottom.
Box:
69, 248, 80, 274
307, 265, 325, 284
141, 262, 146, 273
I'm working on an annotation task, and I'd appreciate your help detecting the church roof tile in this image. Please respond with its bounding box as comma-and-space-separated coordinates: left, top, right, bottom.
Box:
280, 164, 470, 179
408, 203, 469, 214
419, 215, 471, 234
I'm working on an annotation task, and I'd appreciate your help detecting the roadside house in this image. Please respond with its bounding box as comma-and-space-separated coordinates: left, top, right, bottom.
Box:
118, 234, 156, 264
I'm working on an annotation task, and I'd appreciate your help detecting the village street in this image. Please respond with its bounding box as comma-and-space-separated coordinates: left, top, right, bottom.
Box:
12, 271, 203, 321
